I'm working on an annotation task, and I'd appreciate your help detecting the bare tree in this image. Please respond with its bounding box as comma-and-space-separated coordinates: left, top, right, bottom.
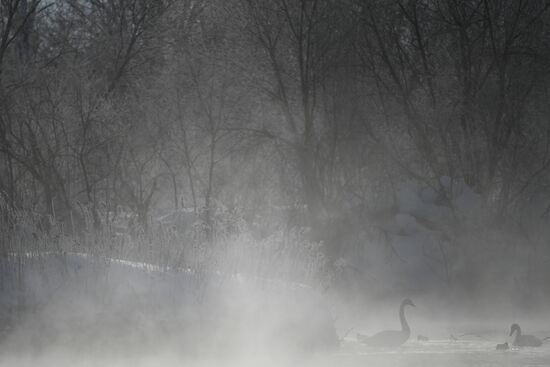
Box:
240, 0, 351, 258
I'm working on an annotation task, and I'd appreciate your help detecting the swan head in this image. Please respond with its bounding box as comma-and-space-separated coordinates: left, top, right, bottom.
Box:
402, 298, 416, 307
510, 323, 521, 336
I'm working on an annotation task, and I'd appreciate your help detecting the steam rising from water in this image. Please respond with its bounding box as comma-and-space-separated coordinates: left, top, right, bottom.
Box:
1, 253, 550, 366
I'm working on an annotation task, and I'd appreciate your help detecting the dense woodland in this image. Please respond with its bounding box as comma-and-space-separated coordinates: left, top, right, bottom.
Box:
2, 0, 550, 300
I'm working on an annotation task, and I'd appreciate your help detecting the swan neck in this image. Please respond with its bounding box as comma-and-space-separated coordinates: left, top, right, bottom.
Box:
400, 303, 410, 332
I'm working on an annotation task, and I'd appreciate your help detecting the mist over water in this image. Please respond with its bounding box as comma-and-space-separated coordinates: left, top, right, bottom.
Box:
1, 251, 550, 366
2, 0, 550, 366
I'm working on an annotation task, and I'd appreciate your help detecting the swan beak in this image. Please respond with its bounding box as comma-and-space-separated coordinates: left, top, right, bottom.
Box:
410, 301, 416, 307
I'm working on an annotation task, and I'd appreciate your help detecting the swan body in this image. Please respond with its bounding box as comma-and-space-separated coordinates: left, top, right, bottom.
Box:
496, 342, 509, 350
358, 298, 415, 347
510, 324, 542, 347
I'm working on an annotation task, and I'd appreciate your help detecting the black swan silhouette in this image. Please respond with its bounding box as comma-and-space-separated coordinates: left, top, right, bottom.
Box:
357, 298, 415, 347
510, 324, 542, 347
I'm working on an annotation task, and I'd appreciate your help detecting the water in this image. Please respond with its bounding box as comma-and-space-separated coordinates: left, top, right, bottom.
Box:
325, 339, 550, 367
2, 339, 549, 367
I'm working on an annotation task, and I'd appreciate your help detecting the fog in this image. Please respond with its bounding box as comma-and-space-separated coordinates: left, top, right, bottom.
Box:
2, 0, 550, 366
1, 243, 549, 366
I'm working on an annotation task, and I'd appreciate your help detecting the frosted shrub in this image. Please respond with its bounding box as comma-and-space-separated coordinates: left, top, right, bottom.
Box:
211, 228, 328, 288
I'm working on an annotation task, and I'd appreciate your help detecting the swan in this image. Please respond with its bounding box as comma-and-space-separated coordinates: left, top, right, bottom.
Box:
510, 324, 542, 347
357, 298, 415, 347
496, 342, 509, 350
